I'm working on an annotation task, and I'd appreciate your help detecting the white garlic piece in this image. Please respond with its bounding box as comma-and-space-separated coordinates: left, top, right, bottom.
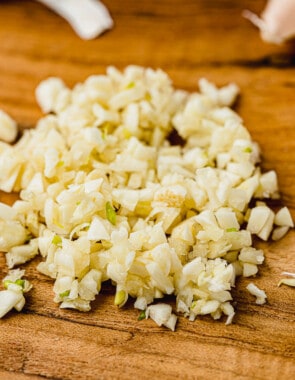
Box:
0, 110, 18, 143
243, 0, 295, 44
36, 0, 113, 40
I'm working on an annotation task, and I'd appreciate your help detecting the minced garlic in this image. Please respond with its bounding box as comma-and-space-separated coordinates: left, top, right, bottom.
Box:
0, 66, 293, 328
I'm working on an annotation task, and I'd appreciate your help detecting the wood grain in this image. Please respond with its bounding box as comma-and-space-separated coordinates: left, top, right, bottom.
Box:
0, 1, 294, 379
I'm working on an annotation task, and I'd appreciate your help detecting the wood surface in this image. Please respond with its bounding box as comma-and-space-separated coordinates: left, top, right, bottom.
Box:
0, 1, 295, 379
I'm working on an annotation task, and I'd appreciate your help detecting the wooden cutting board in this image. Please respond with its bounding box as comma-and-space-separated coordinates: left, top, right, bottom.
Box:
0, 1, 294, 379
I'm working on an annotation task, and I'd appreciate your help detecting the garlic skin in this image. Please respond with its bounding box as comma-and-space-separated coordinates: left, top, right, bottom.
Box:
243, 0, 295, 44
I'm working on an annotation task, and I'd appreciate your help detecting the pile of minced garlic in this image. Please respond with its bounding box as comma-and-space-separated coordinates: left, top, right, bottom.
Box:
0, 66, 293, 329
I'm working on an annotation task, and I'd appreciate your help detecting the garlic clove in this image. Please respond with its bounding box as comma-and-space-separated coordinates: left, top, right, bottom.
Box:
243, 0, 295, 44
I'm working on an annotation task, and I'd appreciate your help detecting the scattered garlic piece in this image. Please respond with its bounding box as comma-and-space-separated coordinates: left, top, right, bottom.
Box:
0, 269, 32, 318
246, 282, 267, 305
35, 77, 69, 113
278, 279, 295, 287
272, 207, 294, 241
6, 239, 39, 269
247, 206, 272, 235
146, 303, 177, 331
274, 207, 294, 228
0, 110, 18, 143
272, 226, 289, 241
278, 272, 295, 288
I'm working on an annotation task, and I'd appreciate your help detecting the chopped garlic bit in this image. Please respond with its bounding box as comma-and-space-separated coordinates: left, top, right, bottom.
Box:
272, 207, 294, 241
278, 278, 295, 288
246, 282, 267, 305
0, 110, 18, 143
0, 66, 292, 329
146, 303, 177, 331
35, 77, 70, 114
0, 219, 29, 252
278, 271, 295, 288
274, 207, 294, 228
0, 269, 32, 318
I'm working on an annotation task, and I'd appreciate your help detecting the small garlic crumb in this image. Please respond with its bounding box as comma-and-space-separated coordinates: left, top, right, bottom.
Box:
0, 110, 18, 143
246, 282, 267, 305
0, 269, 32, 318
35, 77, 68, 113
146, 303, 177, 331
278, 279, 295, 288
278, 272, 295, 288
